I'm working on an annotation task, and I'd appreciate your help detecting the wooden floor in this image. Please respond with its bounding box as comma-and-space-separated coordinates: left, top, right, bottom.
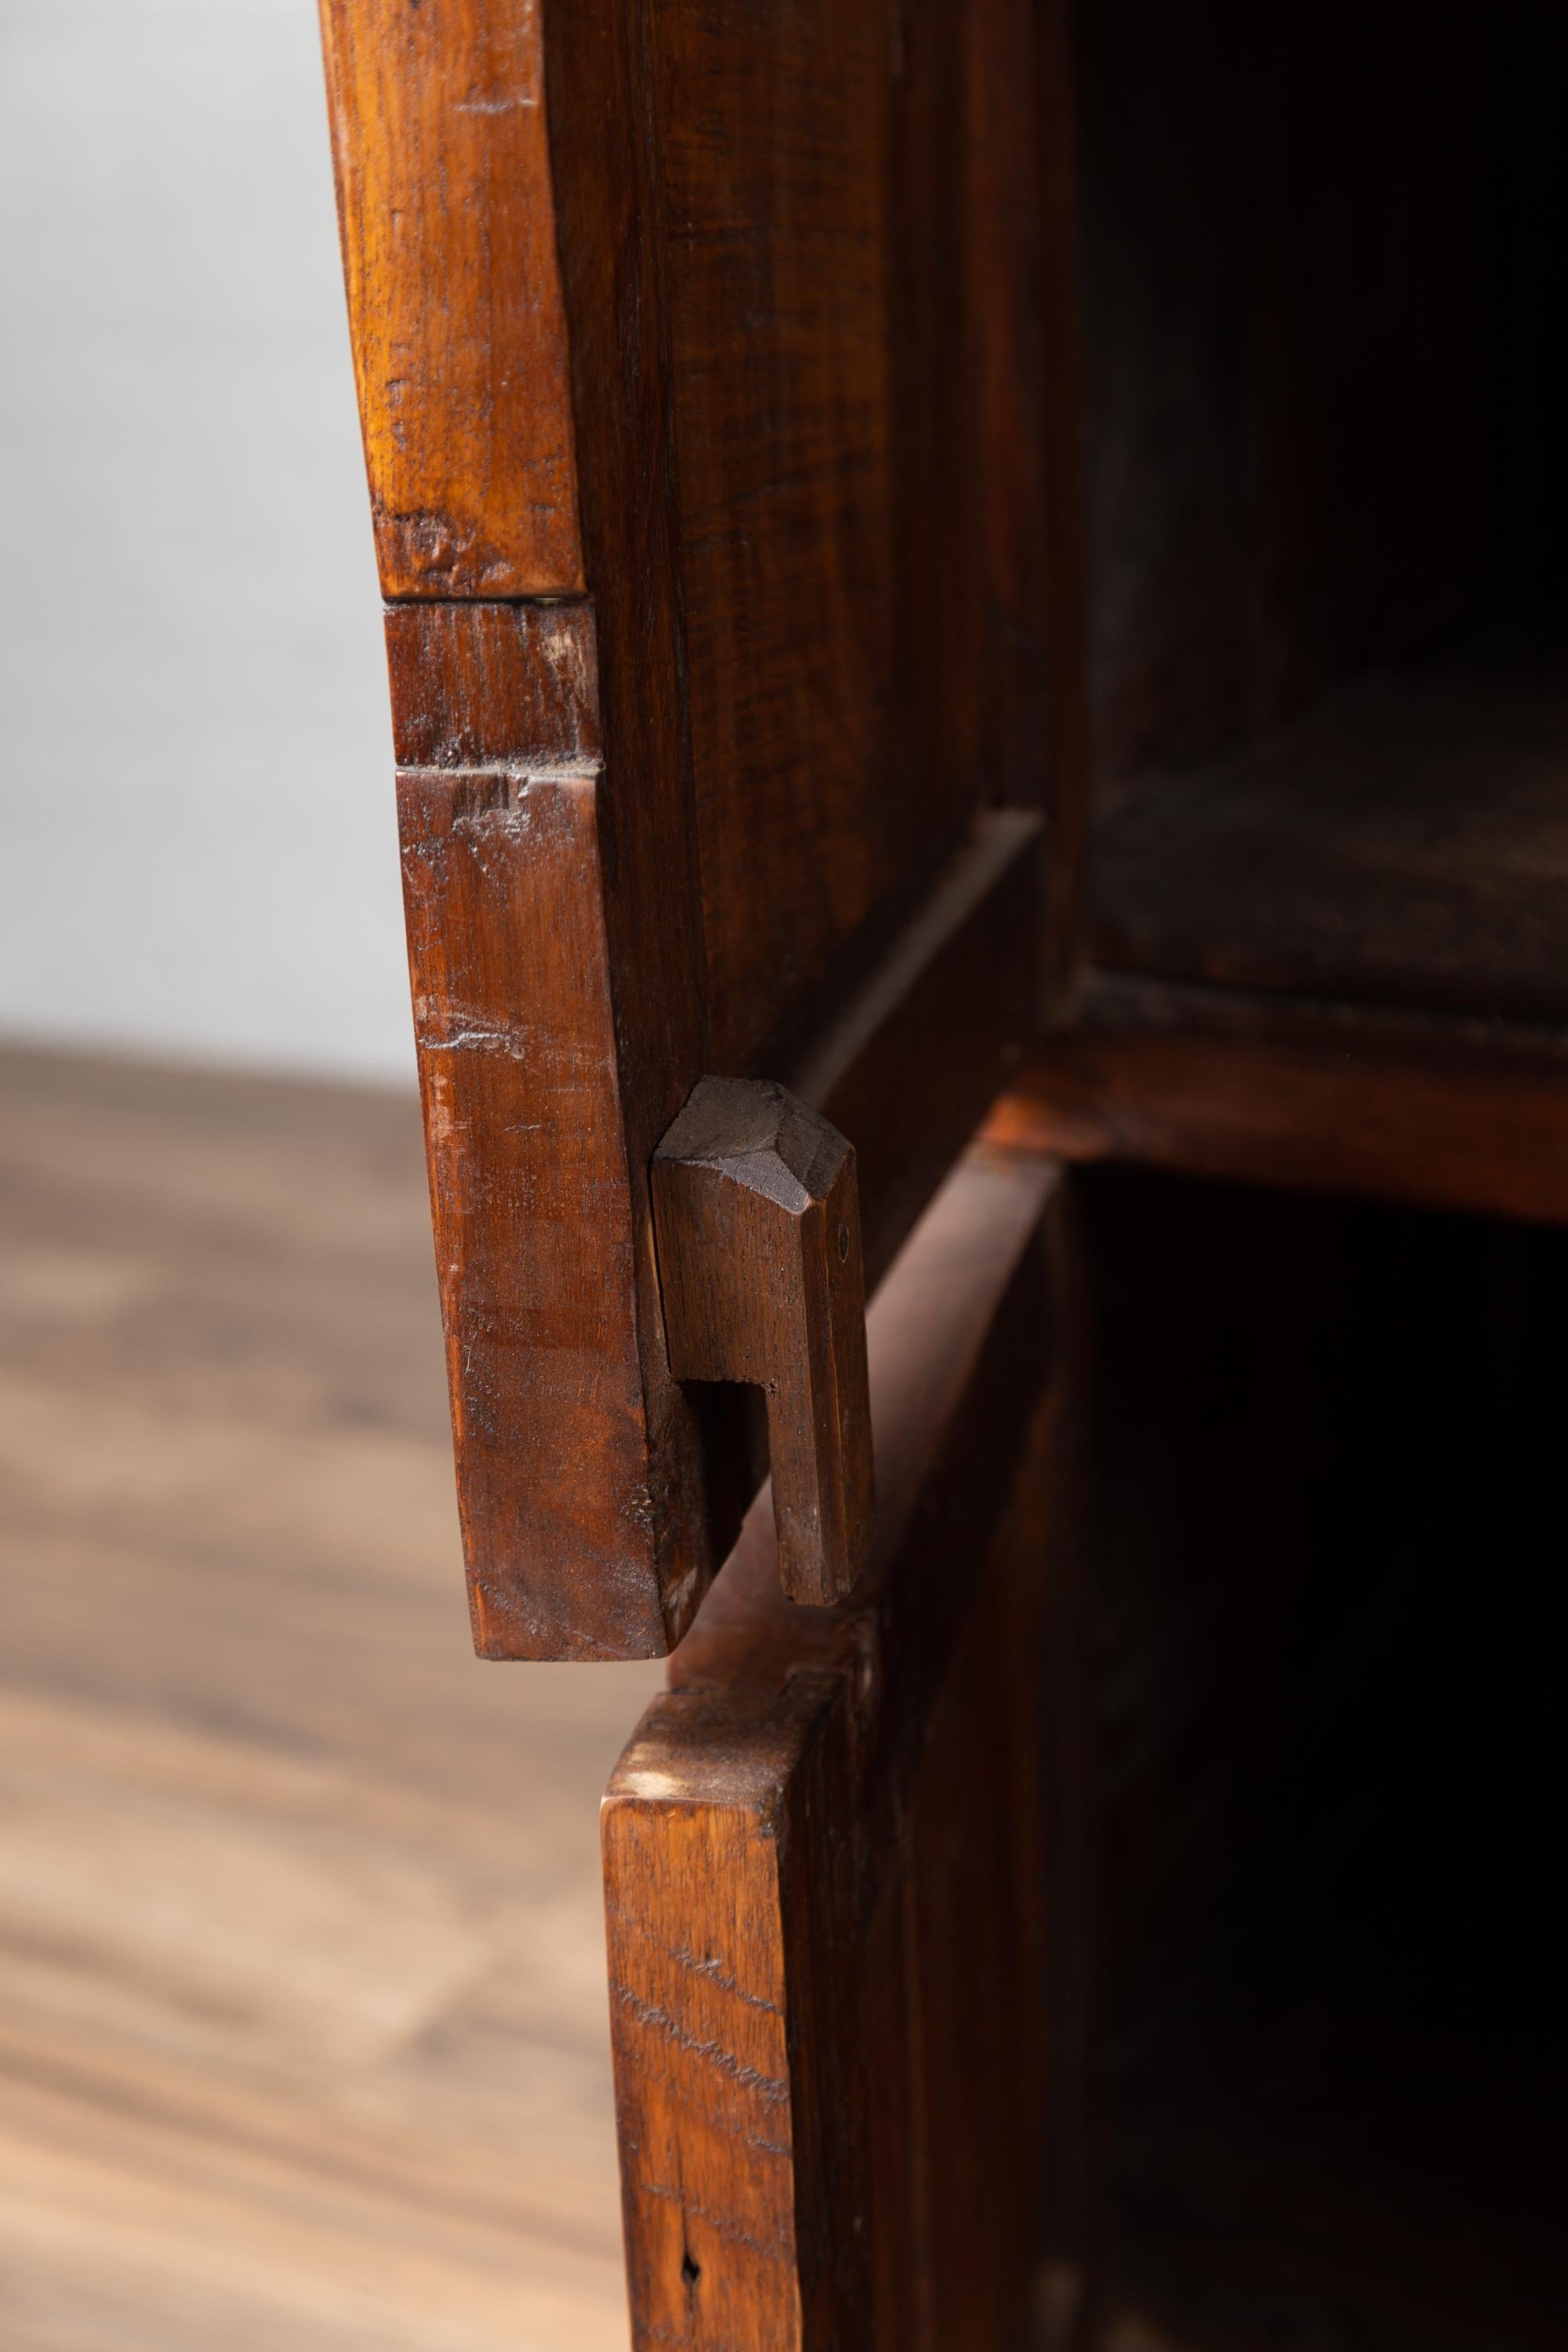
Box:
0, 1044, 659, 2351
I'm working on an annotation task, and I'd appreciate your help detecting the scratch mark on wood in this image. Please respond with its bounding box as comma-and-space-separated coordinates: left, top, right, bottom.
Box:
419, 1027, 535, 1061
612, 1987, 789, 2104
637, 2175, 793, 2262
666, 1944, 782, 2016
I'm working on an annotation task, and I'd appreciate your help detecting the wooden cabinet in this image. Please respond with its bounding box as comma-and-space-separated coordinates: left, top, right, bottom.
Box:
318, 0, 1565, 2341
604, 1153, 1094, 2350
1018, 0, 1568, 1232
318, 0, 1076, 1662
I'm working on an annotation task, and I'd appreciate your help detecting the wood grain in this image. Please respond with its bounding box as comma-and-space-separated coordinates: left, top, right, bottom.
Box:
383, 612, 1048, 1654
335, 0, 718, 1659
788, 809, 1043, 1295
317, 0, 583, 597
391, 600, 708, 1658
998, 975, 1568, 1230
652, 0, 893, 1073
1033, 0, 1093, 1009
546, 0, 1076, 1112
1091, 651, 1568, 1029
0, 1044, 657, 2350
653, 1080, 873, 1610
667, 0, 1087, 1069
319, 0, 1083, 1655
604, 1145, 1096, 2348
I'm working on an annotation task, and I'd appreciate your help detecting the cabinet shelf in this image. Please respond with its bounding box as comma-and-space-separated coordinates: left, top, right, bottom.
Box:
1091, 647, 1568, 1032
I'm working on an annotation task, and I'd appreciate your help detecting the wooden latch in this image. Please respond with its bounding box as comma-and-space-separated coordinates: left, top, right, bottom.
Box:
652, 1078, 875, 1606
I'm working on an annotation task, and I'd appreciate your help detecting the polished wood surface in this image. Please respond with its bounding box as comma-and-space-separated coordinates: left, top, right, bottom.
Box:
318, 0, 1083, 1656
391, 599, 696, 1661
790, 809, 1044, 1295
317, 0, 583, 597
650, 0, 1043, 1075
604, 1147, 1094, 2349
652, 1080, 873, 1610
0, 1045, 655, 2350
999, 976, 1568, 1229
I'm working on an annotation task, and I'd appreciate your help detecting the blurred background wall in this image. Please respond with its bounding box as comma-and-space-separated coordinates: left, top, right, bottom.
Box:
0, 0, 412, 1082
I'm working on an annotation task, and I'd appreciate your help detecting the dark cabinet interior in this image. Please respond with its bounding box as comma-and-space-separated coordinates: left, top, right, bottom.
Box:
1087, 1167, 1567, 2350
1074, 0, 1568, 1029
1071, 54, 1568, 2314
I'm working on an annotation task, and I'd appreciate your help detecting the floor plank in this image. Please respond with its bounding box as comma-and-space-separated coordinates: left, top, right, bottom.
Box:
0, 1044, 657, 2350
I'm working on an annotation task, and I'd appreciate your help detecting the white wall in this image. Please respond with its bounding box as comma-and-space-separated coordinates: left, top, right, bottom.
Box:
0, 0, 414, 1081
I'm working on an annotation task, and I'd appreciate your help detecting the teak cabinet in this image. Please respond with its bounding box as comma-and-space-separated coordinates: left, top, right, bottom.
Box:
318, 2, 1566, 2344
318, 0, 1074, 1667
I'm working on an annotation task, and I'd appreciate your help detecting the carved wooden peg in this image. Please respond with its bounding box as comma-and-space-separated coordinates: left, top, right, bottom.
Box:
652, 1078, 875, 1607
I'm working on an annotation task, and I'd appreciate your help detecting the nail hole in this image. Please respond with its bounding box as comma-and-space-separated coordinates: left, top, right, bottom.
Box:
681, 2251, 701, 2288
837, 1221, 850, 1262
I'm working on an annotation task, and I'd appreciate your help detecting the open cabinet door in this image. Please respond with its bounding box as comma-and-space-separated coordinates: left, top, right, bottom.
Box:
315, 2, 1097, 2324
603, 1145, 1096, 2348
316, 0, 1084, 1658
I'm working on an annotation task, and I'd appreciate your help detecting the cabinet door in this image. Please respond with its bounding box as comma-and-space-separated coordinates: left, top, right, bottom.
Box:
317, 0, 1085, 1657
603, 1145, 1096, 2347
